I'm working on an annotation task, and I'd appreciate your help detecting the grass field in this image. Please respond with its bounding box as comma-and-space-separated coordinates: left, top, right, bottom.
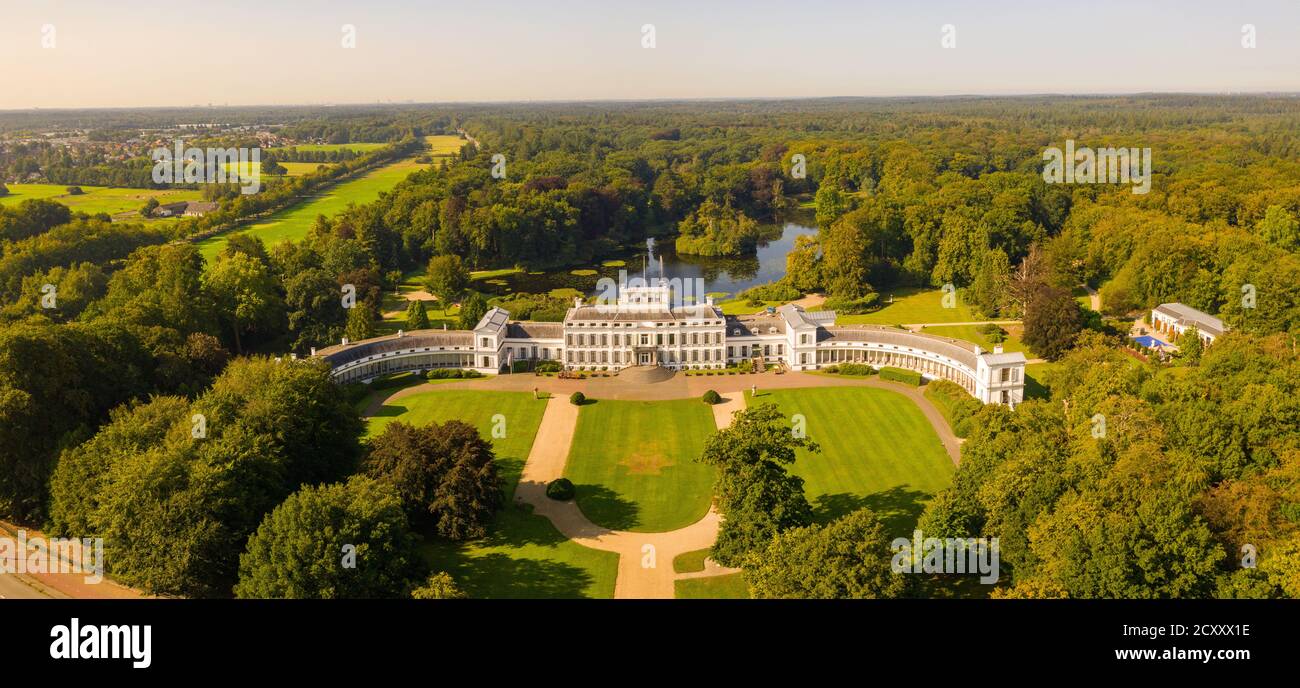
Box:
762, 387, 955, 535
921, 323, 1030, 355
365, 389, 619, 598
0, 183, 203, 218
424, 134, 466, 155
675, 573, 749, 599
196, 157, 430, 260
222, 161, 333, 178
833, 287, 978, 326
272, 142, 389, 153
564, 399, 717, 532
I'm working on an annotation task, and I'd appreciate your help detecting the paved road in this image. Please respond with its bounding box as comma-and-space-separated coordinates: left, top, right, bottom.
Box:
0, 574, 49, 599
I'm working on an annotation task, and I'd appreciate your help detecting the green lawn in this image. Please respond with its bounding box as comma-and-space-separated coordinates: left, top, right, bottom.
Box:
762, 387, 955, 535
833, 287, 978, 326
673, 548, 710, 574
0, 183, 203, 218
921, 323, 1029, 355
1024, 362, 1054, 400
366, 389, 619, 598
565, 399, 717, 532
675, 573, 750, 599
196, 157, 432, 260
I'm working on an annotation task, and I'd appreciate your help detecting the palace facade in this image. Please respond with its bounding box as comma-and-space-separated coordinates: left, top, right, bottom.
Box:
316, 283, 1027, 406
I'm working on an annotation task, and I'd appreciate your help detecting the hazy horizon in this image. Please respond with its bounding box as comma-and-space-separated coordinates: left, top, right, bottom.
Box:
3, 0, 1299, 109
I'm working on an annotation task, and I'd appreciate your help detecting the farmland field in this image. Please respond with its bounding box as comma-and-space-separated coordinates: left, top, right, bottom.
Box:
196, 157, 430, 260
196, 136, 463, 260
0, 183, 203, 219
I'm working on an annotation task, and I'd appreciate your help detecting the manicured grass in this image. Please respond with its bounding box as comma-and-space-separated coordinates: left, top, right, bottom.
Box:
196, 157, 432, 260
717, 297, 783, 315
675, 573, 749, 599
673, 548, 710, 574
921, 323, 1029, 355
1024, 362, 1054, 400
834, 287, 977, 326
0, 183, 203, 218
366, 389, 619, 598
763, 387, 955, 535
564, 399, 717, 532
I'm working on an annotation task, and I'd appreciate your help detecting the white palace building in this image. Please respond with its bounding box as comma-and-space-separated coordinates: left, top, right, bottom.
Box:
316, 281, 1027, 406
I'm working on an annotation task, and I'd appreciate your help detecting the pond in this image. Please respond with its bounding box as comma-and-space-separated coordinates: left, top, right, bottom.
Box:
477, 212, 817, 300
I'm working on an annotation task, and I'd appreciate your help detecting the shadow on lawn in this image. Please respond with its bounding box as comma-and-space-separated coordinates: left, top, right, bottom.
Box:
812, 484, 931, 534
421, 506, 603, 598
370, 403, 409, 418
573, 483, 640, 531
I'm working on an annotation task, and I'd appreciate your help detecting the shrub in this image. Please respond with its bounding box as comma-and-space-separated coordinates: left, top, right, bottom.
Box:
424, 368, 484, 380
702, 390, 722, 405
823, 292, 881, 315
739, 279, 802, 303
546, 478, 576, 501
924, 379, 982, 438
534, 360, 562, 373
737, 359, 754, 373
834, 363, 875, 376
879, 366, 922, 386
569, 391, 585, 405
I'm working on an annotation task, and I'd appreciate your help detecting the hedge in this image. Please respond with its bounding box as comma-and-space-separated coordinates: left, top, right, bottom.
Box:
879, 366, 922, 386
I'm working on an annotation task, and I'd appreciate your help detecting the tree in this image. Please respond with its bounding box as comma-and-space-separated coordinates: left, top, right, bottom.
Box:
785, 234, 822, 293
425, 254, 469, 306
1021, 283, 1083, 361
140, 197, 159, 217
458, 292, 487, 329
698, 403, 820, 566
204, 251, 284, 354
747, 508, 913, 599
1178, 326, 1203, 365
405, 299, 430, 330
364, 420, 503, 539
284, 268, 347, 353
411, 572, 466, 599
47, 357, 363, 597
344, 303, 376, 342
1257, 205, 1299, 252
968, 248, 1011, 317
235, 477, 424, 599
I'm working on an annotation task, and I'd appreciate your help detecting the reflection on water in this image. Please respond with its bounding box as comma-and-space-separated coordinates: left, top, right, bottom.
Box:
481, 214, 817, 300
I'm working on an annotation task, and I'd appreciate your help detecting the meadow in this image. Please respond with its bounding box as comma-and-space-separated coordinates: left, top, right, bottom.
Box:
0, 183, 203, 219
196, 157, 430, 260
832, 287, 979, 326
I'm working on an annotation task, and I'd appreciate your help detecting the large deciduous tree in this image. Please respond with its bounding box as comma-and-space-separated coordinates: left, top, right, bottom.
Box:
364, 420, 502, 540
235, 477, 423, 599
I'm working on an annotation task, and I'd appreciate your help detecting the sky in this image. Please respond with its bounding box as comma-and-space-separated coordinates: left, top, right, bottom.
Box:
2, 0, 1299, 109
